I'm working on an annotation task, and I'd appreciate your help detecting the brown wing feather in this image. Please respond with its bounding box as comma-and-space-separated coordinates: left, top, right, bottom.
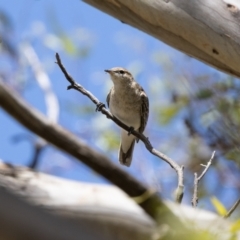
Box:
139, 88, 149, 134
106, 88, 112, 107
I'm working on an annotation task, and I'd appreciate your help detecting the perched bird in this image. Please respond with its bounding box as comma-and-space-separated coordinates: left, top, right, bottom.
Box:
105, 67, 149, 167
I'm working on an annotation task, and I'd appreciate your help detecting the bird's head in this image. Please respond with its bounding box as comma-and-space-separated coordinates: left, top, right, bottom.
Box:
105, 67, 133, 85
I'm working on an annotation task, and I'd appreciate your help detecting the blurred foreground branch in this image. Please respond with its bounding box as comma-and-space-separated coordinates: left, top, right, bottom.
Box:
0, 186, 104, 240
0, 162, 154, 240
0, 161, 235, 240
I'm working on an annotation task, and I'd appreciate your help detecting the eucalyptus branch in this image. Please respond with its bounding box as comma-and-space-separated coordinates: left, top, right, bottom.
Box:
224, 197, 240, 218
55, 53, 184, 203
192, 151, 215, 207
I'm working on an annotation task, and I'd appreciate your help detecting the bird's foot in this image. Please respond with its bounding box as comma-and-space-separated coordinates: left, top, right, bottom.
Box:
96, 102, 106, 112
128, 127, 134, 136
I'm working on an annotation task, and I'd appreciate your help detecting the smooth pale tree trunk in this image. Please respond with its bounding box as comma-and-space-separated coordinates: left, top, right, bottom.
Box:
83, 0, 240, 78
0, 162, 153, 240
0, 162, 234, 240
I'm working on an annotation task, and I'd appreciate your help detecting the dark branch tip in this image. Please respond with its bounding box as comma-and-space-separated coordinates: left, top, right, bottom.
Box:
67, 85, 74, 90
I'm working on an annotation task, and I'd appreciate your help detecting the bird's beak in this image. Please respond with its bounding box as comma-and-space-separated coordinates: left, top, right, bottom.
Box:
105, 69, 112, 74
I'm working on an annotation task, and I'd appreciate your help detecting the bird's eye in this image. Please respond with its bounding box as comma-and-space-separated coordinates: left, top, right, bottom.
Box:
119, 70, 125, 74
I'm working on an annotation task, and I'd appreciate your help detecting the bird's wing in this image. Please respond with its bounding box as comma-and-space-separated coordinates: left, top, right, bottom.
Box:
139, 87, 149, 134
106, 88, 112, 107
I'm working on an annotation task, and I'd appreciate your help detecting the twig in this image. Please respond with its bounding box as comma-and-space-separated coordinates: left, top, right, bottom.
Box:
224, 197, 240, 218
12, 133, 47, 169
55, 52, 184, 203
192, 151, 215, 207
29, 140, 47, 169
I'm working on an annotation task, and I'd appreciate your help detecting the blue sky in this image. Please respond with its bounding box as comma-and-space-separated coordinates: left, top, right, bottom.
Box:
0, 0, 237, 210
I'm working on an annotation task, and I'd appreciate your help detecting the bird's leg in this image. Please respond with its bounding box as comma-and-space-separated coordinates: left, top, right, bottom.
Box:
95, 102, 106, 112
128, 127, 134, 136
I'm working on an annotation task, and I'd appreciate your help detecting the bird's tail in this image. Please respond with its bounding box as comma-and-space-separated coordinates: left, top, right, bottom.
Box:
119, 130, 135, 167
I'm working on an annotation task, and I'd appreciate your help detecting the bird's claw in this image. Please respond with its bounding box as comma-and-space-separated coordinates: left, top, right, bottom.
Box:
96, 102, 106, 112
128, 127, 134, 136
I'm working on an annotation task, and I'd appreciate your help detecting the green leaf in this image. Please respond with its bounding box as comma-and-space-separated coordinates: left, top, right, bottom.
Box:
157, 104, 181, 125
102, 130, 119, 150
210, 196, 227, 216
217, 98, 230, 113
196, 88, 214, 100
225, 148, 240, 162
60, 35, 77, 56
230, 219, 240, 233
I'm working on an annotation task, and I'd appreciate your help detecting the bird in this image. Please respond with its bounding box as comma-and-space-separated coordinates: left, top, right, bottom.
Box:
105, 67, 149, 167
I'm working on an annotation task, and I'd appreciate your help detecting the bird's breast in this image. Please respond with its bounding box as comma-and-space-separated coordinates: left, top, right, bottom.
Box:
109, 88, 141, 129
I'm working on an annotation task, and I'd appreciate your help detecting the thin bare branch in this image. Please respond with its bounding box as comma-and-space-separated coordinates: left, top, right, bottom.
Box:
224, 198, 240, 218
22, 43, 59, 123
55, 52, 184, 203
12, 133, 47, 169
192, 151, 215, 207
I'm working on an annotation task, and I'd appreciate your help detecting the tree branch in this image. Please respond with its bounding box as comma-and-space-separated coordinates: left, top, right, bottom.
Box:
0, 186, 109, 240
0, 162, 154, 240
0, 162, 230, 239
55, 53, 184, 203
224, 197, 240, 218
83, 0, 240, 78
192, 151, 215, 207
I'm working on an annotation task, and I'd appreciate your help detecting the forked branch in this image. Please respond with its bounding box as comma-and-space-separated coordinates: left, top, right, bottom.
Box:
192, 151, 215, 207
